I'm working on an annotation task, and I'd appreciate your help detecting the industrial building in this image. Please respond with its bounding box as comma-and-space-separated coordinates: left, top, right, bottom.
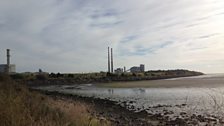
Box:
0, 49, 16, 74
140, 64, 145, 72
114, 68, 123, 74
130, 64, 145, 73
0, 64, 16, 73
106, 47, 145, 74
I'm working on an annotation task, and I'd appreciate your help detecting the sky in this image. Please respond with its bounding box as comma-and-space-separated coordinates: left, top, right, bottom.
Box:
0, 0, 224, 73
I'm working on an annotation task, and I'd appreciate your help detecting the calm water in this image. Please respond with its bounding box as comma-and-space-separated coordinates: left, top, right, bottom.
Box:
36, 74, 224, 117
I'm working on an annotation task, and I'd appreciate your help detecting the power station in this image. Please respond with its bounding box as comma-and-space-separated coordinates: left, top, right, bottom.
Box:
0, 49, 16, 74
107, 47, 145, 73
130, 64, 145, 73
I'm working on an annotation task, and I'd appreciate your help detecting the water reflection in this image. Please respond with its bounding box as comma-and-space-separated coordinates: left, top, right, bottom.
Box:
36, 74, 224, 116
132, 88, 146, 95
108, 89, 114, 95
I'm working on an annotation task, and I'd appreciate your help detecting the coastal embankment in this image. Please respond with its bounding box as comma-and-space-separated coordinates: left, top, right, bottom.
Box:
23, 69, 203, 86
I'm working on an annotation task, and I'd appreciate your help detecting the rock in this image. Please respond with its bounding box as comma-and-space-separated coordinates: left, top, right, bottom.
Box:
205, 117, 217, 122
175, 117, 187, 125
197, 115, 205, 122
164, 111, 174, 115
211, 115, 217, 118
129, 101, 134, 104
190, 119, 198, 125
130, 105, 135, 109
219, 119, 224, 124
164, 116, 169, 120
191, 114, 197, 119
157, 104, 163, 107
175, 104, 182, 108
180, 112, 187, 116
181, 104, 187, 106
152, 113, 163, 119
122, 101, 126, 104
138, 110, 148, 116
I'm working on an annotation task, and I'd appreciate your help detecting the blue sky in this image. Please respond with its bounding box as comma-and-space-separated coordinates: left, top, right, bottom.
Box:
0, 0, 224, 73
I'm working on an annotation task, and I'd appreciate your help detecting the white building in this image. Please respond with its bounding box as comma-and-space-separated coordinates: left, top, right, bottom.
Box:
130, 64, 145, 73
0, 64, 16, 73
130, 66, 140, 73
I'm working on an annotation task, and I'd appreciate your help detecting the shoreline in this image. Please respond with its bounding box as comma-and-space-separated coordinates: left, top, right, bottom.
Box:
27, 74, 204, 87
32, 89, 154, 125
98, 74, 224, 88
32, 89, 223, 126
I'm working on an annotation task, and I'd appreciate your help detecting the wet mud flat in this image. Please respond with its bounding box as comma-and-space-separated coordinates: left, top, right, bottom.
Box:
98, 74, 224, 88
34, 89, 224, 126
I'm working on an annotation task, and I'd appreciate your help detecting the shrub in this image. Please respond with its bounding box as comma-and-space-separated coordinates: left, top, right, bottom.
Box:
68, 74, 74, 78
36, 74, 47, 80
0, 75, 110, 126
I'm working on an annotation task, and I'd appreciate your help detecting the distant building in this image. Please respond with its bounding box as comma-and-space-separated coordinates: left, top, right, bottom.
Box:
130, 66, 140, 73
140, 64, 145, 72
115, 68, 123, 74
130, 64, 145, 73
0, 64, 16, 74
0, 49, 16, 74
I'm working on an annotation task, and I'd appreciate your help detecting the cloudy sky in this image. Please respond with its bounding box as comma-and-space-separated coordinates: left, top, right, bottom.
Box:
0, 0, 224, 73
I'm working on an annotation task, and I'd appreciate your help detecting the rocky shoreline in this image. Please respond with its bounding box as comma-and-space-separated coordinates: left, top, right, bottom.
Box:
33, 89, 224, 126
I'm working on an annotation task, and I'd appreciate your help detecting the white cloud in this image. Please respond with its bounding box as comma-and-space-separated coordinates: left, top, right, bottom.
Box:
0, 0, 223, 73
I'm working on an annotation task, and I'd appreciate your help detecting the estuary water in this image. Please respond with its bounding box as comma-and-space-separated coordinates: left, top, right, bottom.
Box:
36, 74, 224, 117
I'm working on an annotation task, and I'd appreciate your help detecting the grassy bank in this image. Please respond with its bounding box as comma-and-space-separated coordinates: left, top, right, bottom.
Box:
0, 75, 109, 126
19, 69, 203, 86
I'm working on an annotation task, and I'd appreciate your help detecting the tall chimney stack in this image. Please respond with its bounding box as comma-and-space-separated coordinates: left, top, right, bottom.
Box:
111, 48, 113, 73
6, 49, 10, 73
108, 47, 110, 73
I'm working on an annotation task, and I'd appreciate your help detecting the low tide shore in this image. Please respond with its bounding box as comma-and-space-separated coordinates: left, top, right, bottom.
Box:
28, 73, 203, 87
34, 89, 224, 126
